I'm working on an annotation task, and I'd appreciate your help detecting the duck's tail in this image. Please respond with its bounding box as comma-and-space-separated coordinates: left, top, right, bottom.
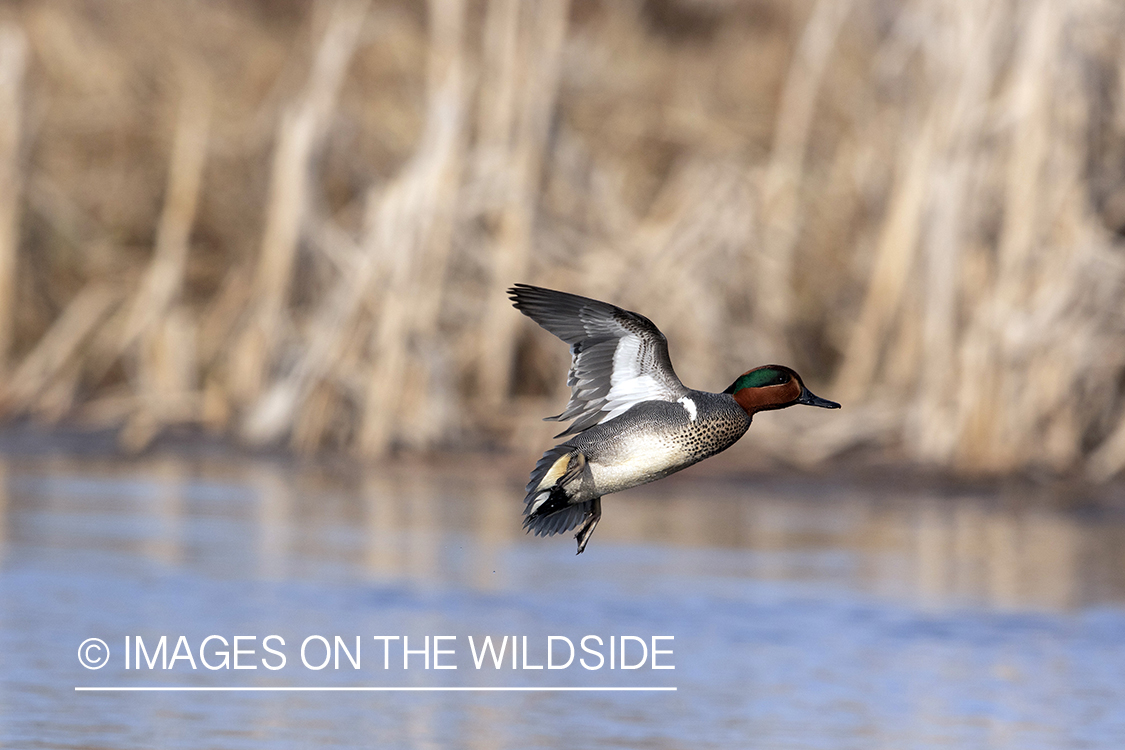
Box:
523, 445, 596, 537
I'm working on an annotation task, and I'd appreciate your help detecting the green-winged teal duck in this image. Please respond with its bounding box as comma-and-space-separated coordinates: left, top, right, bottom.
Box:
510, 284, 841, 554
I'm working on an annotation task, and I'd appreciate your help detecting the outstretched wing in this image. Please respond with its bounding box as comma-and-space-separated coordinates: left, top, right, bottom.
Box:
509, 284, 687, 437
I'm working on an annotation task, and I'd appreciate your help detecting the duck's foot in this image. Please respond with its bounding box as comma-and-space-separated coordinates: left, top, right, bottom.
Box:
574, 497, 602, 555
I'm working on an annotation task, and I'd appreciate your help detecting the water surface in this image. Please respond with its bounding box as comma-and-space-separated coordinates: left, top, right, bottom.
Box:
1, 454, 1123, 749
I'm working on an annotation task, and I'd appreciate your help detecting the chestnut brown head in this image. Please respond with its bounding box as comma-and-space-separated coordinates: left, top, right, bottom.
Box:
723, 365, 841, 416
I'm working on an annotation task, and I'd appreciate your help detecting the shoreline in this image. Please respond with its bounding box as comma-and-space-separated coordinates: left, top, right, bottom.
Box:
0, 423, 1121, 514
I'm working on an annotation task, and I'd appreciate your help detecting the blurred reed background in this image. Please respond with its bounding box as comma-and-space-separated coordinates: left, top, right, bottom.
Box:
0, 0, 1124, 479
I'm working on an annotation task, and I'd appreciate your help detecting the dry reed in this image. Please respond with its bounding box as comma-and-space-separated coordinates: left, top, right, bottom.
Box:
0, 24, 26, 374
1, 0, 1124, 480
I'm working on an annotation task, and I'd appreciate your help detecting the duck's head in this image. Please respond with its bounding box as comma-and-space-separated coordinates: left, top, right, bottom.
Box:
723, 365, 841, 416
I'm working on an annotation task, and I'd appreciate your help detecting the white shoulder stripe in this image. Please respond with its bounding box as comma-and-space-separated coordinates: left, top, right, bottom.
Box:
678, 396, 697, 422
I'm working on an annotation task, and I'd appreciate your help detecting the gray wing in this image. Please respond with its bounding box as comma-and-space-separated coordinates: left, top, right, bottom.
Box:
509, 284, 687, 437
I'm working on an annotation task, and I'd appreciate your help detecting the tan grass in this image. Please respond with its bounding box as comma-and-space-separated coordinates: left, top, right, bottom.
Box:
1, 0, 1124, 479
0, 24, 26, 374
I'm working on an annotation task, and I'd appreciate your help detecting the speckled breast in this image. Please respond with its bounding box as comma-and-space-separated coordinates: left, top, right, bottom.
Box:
569, 393, 751, 496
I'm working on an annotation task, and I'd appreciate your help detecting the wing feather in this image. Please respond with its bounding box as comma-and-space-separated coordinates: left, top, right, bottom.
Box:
509, 284, 686, 436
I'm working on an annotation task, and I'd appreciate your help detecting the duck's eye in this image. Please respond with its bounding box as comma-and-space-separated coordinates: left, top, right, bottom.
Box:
767, 372, 790, 386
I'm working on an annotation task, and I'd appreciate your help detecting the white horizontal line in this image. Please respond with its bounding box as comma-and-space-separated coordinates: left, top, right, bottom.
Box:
75, 686, 676, 692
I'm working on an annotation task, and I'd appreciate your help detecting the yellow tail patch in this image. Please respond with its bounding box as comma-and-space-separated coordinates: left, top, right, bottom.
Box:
538, 453, 571, 490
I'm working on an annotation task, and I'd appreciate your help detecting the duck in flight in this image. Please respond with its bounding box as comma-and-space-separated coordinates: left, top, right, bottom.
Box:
509, 284, 841, 554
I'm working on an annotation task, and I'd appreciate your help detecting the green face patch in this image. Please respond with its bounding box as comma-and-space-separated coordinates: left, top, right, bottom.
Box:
726, 368, 791, 393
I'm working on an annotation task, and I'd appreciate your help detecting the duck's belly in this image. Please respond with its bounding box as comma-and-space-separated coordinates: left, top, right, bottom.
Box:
569, 397, 751, 498
587, 433, 695, 495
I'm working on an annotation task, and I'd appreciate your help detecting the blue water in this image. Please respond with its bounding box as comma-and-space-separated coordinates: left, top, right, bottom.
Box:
1, 455, 1123, 749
